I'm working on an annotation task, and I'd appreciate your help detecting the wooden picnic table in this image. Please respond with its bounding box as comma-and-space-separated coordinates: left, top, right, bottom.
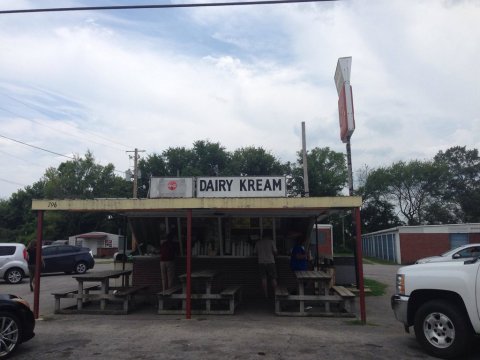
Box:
178, 269, 219, 312
275, 270, 355, 317
158, 270, 242, 315
294, 270, 332, 313
72, 270, 132, 311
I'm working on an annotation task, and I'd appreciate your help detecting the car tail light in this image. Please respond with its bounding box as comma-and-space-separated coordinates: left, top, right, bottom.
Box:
23, 248, 28, 260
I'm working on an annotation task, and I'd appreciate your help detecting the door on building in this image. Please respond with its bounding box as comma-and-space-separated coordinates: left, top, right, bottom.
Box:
450, 233, 469, 249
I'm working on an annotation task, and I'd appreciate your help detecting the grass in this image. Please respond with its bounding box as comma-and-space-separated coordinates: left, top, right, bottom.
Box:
363, 257, 397, 265
363, 277, 388, 296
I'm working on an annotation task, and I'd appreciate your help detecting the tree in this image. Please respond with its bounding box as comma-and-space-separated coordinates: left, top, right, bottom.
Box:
162, 147, 196, 176
227, 146, 287, 176
356, 165, 403, 232
191, 140, 230, 176
434, 146, 480, 222
42, 151, 130, 199
293, 147, 348, 197
364, 160, 447, 225
361, 199, 404, 233
138, 154, 168, 198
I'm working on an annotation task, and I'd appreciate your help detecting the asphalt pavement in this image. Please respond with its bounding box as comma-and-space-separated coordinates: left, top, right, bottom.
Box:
4, 261, 480, 359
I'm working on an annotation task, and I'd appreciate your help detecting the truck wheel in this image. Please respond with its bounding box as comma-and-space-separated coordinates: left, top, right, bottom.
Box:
414, 299, 472, 359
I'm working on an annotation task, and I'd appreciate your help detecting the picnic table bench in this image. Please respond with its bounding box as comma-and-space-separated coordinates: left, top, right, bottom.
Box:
52, 284, 100, 314
274, 271, 356, 317
52, 270, 148, 314
157, 272, 242, 315
331, 285, 356, 313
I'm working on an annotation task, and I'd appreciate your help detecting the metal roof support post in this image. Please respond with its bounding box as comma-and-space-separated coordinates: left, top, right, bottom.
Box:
186, 209, 192, 319
34, 210, 43, 319
355, 207, 366, 324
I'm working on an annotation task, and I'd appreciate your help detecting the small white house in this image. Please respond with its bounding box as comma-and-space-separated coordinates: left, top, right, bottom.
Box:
68, 232, 124, 257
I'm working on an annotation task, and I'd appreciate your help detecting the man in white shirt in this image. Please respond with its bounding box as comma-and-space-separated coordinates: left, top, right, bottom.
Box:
254, 232, 278, 298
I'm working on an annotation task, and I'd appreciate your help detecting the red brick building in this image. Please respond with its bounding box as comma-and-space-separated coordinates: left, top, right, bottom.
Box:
362, 224, 480, 264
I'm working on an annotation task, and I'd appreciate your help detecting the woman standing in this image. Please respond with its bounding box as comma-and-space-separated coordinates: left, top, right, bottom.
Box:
27, 241, 44, 292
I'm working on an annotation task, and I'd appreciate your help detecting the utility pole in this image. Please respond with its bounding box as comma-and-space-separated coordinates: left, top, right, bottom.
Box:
126, 148, 145, 198
301, 121, 309, 197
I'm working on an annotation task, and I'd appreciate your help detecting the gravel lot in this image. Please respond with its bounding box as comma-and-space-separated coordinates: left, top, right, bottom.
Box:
5, 261, 480, 359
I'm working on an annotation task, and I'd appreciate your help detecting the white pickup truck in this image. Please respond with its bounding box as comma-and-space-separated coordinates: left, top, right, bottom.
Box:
391, 258, 480, 359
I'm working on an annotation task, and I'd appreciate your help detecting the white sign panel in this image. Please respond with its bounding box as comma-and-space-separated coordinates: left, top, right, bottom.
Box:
334, 56, 355, 142
197, 176, 286, 198
149, 177, 194, 198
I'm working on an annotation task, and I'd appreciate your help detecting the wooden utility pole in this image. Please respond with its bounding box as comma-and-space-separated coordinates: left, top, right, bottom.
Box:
126, 148, 145, 198
301, 122, 309, 197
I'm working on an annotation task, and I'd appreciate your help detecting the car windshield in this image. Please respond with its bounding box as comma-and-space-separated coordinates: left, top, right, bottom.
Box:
440, 245, 477, 257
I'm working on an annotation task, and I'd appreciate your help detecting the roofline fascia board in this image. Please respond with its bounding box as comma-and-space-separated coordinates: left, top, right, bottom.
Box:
32, 196, 362, 212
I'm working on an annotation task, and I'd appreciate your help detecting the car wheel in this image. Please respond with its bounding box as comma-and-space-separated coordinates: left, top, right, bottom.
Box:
0, 311, 22, 358
414, 299, 472, 359
4, 268, 24, 284
74, 262, 87, 274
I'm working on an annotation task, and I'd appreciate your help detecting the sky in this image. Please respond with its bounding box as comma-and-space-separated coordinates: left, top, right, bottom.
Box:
0, 0, 479, 199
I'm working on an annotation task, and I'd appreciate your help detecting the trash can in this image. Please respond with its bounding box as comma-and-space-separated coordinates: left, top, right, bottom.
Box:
333, 256, 356, 286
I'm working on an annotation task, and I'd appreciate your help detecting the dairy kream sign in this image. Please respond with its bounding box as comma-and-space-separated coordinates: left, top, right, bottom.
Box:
149, 176, 286, 198
197, 176, 286, 198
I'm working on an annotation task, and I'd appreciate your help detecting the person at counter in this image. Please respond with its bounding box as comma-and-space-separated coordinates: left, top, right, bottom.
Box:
254, 231, 278, 298
290, 236, 309, 271
160, 232, 177, 293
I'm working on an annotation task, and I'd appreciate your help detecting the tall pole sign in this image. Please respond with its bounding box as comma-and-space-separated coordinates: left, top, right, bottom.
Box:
334, 57, 355, 194
335, 57, 355, 145
334, 57, 366, 325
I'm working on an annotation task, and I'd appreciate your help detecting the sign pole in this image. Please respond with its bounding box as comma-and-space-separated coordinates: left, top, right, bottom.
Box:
335, 56, 366, 324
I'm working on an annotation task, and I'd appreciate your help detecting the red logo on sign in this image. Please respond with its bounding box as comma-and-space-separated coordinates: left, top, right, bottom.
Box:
167, 181, 177, 191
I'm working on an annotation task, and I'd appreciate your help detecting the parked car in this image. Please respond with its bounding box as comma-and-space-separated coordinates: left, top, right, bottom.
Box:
0, 294, 35, 358
42, 245, 95, 274
50, 240, 68, 245
415, 243, 480, 264
0, 243, 29, 284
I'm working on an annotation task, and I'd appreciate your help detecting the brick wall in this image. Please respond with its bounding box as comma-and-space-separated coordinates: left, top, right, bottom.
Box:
470, 233, 480, 243
400, 234, 449, 264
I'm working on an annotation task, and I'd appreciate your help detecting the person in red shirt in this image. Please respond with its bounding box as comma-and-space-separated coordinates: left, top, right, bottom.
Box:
160, 232, 177, 293
27, 240, 44, 292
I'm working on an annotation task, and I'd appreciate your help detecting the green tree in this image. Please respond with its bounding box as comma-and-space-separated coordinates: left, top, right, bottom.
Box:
191, 140, 230, 176
364, 160, 447, 225
162, 147, 196, 176
293, 147, 348, 197
137, 154, 168, 198
227, 146, 287, 176
361, 199, 404, 232
356, 165, 403, 232
43, 151, 130, 199
434, 146, 480, 222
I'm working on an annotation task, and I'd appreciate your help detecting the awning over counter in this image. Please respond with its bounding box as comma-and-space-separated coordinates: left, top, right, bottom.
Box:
32, 196, 362, 219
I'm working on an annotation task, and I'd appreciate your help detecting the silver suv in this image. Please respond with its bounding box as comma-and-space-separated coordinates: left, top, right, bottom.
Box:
0, 243, 29, 284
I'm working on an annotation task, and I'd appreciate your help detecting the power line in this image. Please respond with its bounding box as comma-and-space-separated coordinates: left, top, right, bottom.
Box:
0, 96, 130, 151
0, 148, 40, 166
0, 0, 336, 14
0, 133, 126, 175
0, 133, 75, 159
0, 177, 27, 187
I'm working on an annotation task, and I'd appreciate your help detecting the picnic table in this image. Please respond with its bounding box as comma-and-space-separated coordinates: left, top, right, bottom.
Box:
275, 270, 356, 317
158, 269, 242, 315
53, 270, 147, 314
